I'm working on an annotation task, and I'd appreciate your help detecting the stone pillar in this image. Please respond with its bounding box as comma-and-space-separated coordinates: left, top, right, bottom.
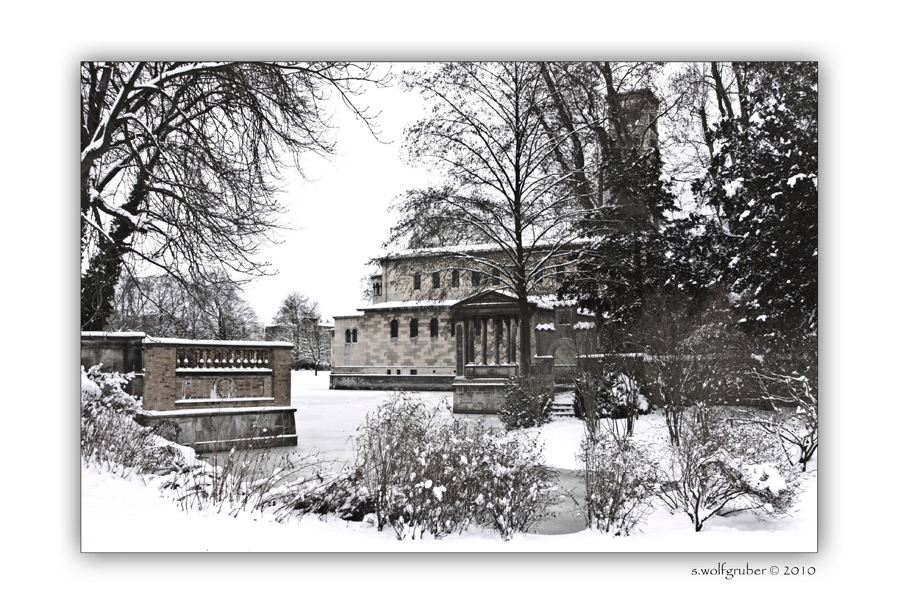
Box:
455, 322, 464, 375
493, 317, 501, 364
505, 318, 512, 364
481, 317, 488, 365
510, 318, 518, 365
468, 318, 475, 366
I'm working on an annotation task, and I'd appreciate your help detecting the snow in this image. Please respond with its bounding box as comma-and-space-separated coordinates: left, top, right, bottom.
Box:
82, 370, 816, 552
724, 178, 744, 197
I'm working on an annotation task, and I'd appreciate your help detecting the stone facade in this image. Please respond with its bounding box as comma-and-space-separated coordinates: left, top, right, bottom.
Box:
331, 246, 577, 393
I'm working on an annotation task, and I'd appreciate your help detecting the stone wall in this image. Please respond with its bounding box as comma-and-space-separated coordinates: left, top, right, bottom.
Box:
136, 338, 296, 452
330, 374, 455, 391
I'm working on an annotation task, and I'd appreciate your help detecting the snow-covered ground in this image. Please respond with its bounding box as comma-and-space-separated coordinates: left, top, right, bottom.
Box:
81, 370, 816, 552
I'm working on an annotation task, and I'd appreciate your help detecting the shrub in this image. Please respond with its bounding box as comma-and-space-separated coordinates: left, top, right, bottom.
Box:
499, 375, 554, 430
656, 405, 799, 532
749, 371, 818, 472
577, 431, 659, 535
471, 429, 559, 540
158, 445, 321, 517
351, 394, 558, 540
81, 365, 187, 476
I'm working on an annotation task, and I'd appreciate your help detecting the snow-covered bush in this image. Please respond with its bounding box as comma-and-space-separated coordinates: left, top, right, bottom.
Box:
499, 375, 554, 430
81, 365, 186, 476
656, 406, 799, 532
158, 446, 321, 517
748, 371, 818, 472
471, 429, 558, 540
577, 432, 659, 535
352, 394, 558, 540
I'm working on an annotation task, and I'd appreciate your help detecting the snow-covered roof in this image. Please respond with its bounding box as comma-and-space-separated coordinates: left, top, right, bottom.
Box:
379, 237, 594, 261
81, 331, 146, 338
143, 337, 292, 347
359, 299, 460, 312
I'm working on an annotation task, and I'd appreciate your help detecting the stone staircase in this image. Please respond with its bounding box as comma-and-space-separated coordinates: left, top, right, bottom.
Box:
549, 385, 577, 418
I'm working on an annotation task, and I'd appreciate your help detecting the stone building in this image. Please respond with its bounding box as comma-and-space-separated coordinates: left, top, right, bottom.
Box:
330, 88, 660, 399
329, 244, 597, 393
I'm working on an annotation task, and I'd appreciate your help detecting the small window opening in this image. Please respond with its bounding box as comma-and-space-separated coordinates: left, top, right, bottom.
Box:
451, 270, 460, 287
410, 369, 418, 375
432, 272, 440, 289
430, 318, 439, 338
472, 271, 481, 286
345, 329, 351, 343
410, 318, 418, 338
390, 319, 398, 338
351, 328, 358, 343
413, 274, 421, 290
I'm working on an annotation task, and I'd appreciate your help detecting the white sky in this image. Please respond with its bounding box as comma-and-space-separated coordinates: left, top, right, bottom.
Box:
244, 65, 432, 325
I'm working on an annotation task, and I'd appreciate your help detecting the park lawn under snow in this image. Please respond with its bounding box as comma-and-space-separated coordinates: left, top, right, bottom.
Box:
81, 370, 817, 552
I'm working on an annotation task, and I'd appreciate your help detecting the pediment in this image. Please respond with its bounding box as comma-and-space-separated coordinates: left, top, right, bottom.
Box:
451, 290, 531, 316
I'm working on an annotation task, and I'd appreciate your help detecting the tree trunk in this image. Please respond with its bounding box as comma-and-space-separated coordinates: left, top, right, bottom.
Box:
518, 300, 532, 376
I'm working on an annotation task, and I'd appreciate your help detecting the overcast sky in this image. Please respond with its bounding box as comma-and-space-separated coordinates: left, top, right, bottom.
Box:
245, 64, 431, 326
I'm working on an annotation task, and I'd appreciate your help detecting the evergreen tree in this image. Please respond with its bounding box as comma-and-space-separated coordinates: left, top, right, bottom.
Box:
560, 145, 676, 344
696, 62, 818, 351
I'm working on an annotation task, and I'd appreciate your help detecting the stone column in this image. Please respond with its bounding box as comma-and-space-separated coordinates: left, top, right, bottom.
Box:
505, 318, 512, 364
455, 322, 464, 375
493, 317, 501, 364
481, 317, 488, 365
464, 318, 473, 367
511, 318, 519, 366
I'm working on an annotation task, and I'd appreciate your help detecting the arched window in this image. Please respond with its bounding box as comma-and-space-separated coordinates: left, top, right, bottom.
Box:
432, 272, 440, 288
351, 328, 358, 343
390, 319, 398, 338
430, 318, 439, 338
451, 269, 460, 287
374, 282, 382, 297
345, 329, 351, 343
410, 318, 419, 338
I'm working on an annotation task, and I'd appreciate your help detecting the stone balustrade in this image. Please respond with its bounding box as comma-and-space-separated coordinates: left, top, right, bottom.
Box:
175, 346, 271, 371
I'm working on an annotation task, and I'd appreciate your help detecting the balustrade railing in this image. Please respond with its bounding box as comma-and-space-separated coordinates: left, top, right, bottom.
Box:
176, 346, 271, 370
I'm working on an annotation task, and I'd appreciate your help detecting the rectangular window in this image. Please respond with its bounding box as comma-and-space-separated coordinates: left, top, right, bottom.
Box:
410, 369, 418, 375
472, 271, 481, 286
413, 274, 421, 290
451, 270, 459, 287
432, 272, 440, 288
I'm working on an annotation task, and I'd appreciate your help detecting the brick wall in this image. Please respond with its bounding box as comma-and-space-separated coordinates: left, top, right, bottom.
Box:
142, 339, 293, 412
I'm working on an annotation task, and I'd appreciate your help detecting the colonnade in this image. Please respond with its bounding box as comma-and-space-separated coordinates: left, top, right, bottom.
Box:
455, 315, 519, 366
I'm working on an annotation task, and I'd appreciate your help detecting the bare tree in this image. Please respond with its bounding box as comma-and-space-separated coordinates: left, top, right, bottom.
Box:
389, 62, 594, 374
81, 61, 388, 330
108, 272, 260, 340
